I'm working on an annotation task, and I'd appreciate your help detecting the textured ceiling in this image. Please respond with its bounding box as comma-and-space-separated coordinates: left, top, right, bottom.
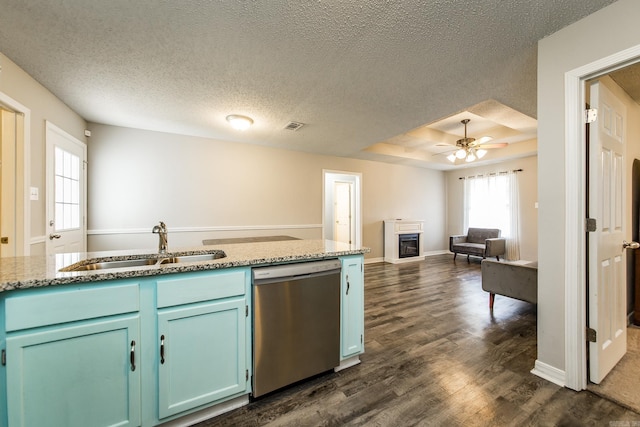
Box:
0, 0, 619, 168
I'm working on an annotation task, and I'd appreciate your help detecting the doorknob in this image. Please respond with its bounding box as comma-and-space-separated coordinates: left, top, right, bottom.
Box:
49, 234, 61, 240
622, 240, 639, 249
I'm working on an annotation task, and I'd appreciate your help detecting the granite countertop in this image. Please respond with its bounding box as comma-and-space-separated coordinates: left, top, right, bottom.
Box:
0, 239, 370, 293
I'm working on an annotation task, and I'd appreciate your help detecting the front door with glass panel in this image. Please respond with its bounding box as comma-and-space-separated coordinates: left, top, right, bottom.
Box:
46, 122, 86, 255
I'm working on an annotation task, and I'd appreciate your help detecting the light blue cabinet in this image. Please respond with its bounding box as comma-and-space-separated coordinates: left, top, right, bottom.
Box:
0, 269, 252, 427
340, 255, 364, 359
155, 269, 249, 420
1, 281, 142, 427
6, 315, 141, 427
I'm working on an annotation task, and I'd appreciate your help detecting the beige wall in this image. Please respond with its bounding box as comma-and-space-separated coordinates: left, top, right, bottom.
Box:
445, 154, 538, 261
538, 0, 640, 376
86, 123, 447, 259
0, 52, 87, 254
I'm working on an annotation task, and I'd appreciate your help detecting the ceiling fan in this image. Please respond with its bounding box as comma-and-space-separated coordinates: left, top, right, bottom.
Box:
444, 119, 507, 163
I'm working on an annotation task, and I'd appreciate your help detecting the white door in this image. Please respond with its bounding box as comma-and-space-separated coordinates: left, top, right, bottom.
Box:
333, 181, 353, 244
46, 122, 87, 255
588, 79, 628, 384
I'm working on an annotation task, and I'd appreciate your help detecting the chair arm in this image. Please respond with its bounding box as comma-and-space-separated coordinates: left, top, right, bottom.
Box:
449, 235, 467, 252
481, 259, 537, 304
485, 238, 506, 257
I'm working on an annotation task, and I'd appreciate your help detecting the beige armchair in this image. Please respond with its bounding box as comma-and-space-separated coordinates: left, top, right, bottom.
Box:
449, 227, 506, 262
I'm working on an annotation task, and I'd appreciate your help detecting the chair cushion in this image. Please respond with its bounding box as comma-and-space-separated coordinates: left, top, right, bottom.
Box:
467, 228, 500, 244
452, 242, 485, 256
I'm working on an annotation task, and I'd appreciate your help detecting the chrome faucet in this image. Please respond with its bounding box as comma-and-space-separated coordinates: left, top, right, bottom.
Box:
152, 221, 168, 254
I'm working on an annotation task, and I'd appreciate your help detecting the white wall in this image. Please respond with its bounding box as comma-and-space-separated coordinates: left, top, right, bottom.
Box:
537, 0, 640, 376
87, 123, 447, 259
0, 53, 87, 255
445, 154, 538, 261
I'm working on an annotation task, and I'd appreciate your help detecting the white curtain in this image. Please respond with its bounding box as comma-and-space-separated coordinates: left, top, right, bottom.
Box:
463, 172, 521, 260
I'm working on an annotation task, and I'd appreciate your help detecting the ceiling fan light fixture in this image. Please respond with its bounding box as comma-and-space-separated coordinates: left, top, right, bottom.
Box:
455, 148, 467, 159
465, 151, 476, 162
476, 148, 487, 159
226, 114, 253, 130
447, 153, 457, 163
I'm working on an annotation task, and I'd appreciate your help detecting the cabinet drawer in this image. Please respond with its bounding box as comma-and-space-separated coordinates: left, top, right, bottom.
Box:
5, 282, 140, 332
156, 270, 246, 308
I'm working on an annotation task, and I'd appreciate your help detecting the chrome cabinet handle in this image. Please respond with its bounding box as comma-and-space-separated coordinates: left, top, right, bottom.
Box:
49, 234, 61, 240
160, 335, 165, 364
130, 340, 136, 372
623, 240, 640, 249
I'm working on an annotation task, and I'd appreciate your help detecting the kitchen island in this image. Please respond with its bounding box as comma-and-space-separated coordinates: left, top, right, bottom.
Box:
0, 239, 369, 427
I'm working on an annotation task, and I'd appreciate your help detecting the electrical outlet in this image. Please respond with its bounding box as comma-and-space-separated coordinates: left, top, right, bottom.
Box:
30, 187, 39, 201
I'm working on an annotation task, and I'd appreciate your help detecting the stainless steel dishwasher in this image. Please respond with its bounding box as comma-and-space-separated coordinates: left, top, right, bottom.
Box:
252, 259, 341, 397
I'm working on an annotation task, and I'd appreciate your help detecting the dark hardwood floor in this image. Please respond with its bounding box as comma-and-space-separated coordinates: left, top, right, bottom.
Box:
197, 255, 640, 426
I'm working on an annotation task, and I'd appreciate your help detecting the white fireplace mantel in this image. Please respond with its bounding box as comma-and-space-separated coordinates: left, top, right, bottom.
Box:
383, 219, 425, 264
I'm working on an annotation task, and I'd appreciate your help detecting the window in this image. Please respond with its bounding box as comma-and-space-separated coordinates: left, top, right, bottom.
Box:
54, 146, 81, 231
464, 172, 520, 260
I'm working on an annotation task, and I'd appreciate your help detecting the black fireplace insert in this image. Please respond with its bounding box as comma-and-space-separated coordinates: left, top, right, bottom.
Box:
399, 233, 419, 258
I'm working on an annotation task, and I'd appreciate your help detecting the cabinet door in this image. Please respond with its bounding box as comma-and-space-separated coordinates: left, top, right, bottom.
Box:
6, 315, 141, 427
341, 256, 364, 358
157, 298, 247, 419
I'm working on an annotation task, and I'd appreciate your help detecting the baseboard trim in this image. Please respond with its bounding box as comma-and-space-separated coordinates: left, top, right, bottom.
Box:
424, 250, 449, 257
384, 256, 426, 264
531, 360, 566, 387
364, 257, 384, 264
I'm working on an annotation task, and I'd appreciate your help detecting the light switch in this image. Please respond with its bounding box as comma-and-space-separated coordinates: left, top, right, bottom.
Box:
534, 202, 539, 209
30, 187, 39, 201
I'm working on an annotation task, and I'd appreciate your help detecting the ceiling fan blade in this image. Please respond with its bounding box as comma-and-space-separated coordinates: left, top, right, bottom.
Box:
478, 143, 508, 149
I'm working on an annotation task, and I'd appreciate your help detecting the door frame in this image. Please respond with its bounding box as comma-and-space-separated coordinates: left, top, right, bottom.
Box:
322, 170, 362, 247
0, 91, 31, 256
45, 121, 87, 255
564, 44, 640, 390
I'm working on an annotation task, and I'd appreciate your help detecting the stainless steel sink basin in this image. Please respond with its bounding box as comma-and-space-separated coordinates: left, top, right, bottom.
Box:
59, 251, 227, 272
62, 258, 160, 271
158, 252, 226, 264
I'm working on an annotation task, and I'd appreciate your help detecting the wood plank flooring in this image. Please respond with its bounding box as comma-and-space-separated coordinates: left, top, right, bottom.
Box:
196, 255, 640, 426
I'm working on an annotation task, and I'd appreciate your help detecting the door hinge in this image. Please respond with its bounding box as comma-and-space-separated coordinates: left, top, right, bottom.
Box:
245, 305, 248, 317
587, 327, 597, 343
586, 218, 597, 233
1, 349, 5, 366
585, 108, 598, 124
246, 369, 249, 381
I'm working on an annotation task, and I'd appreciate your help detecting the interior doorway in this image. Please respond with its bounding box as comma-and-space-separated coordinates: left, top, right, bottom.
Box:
563, 46, 640, 390
0, 92, 29, 256
322, 171, 362, 247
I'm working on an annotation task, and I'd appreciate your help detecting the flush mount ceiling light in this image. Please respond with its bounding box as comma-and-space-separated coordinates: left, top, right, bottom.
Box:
445, 119, 496, 164
226, 114, 253, 131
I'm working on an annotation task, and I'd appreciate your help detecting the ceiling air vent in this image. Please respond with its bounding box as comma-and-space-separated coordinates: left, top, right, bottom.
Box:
284, 121, 305, 131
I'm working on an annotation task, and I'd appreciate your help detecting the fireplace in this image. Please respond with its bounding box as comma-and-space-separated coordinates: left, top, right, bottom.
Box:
383, 219, 424, 264
399, 234, 419, 258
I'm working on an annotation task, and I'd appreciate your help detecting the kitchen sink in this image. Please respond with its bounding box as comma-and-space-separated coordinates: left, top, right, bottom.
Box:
157, 253, 227, 264
60, 251, 227, 272
62, 258, 160, 271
